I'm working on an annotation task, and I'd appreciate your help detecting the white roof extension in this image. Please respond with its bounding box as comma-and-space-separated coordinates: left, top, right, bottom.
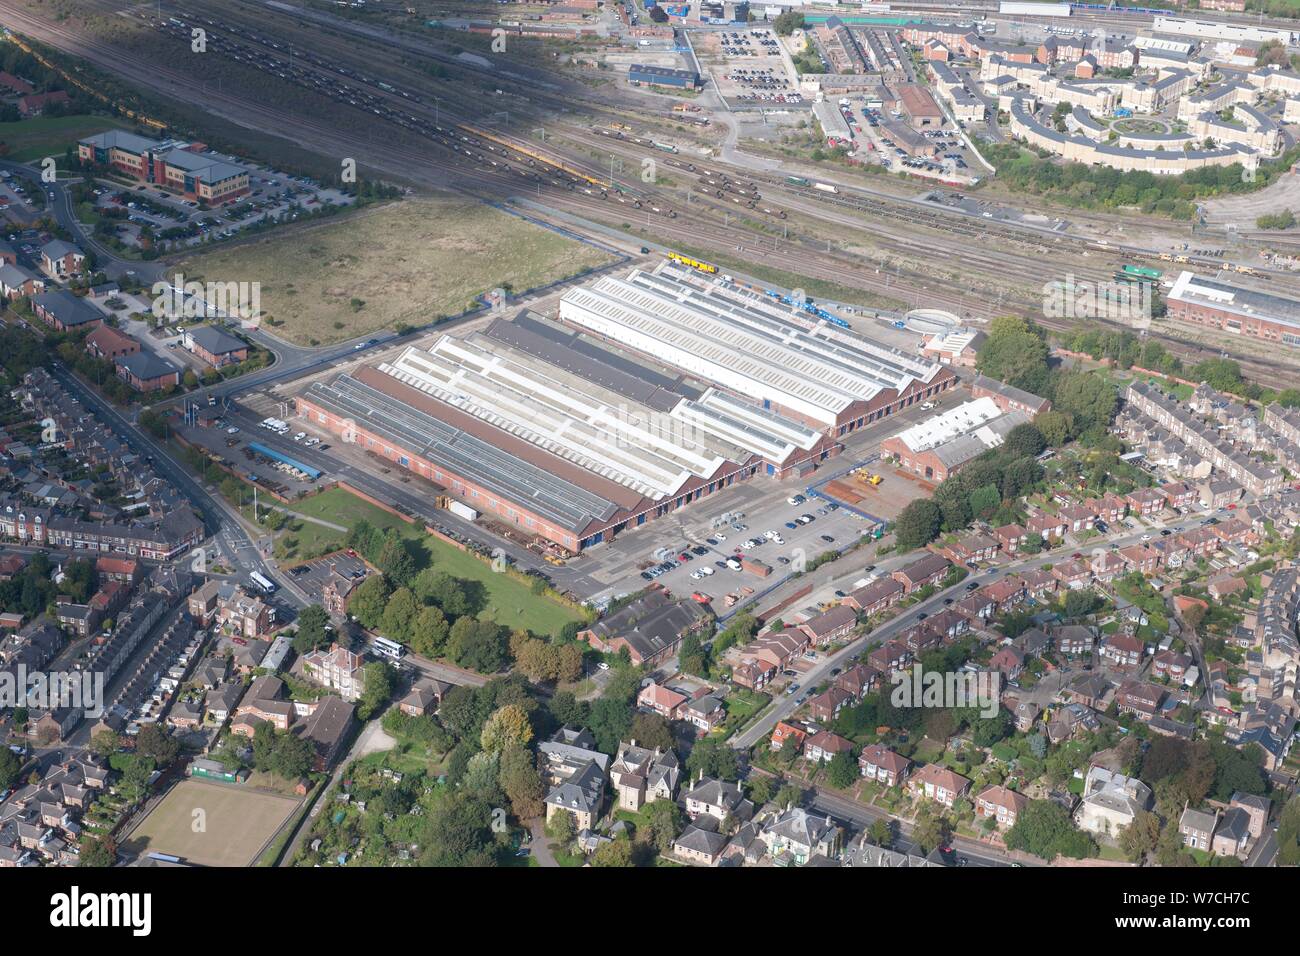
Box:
889, 397, 1007, 453
558, 264, 942, 427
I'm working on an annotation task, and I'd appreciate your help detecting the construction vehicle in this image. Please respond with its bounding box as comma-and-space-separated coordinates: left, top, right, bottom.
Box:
869, 474, 883, 486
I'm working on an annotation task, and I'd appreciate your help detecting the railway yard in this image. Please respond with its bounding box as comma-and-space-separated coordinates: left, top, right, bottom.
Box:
3, 0, 1296, 388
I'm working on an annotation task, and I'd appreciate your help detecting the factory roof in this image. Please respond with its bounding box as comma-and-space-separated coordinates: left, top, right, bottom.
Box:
558, 264, 942, 426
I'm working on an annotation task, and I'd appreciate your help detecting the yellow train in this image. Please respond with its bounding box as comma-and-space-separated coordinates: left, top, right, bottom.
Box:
666, 252, 718, 274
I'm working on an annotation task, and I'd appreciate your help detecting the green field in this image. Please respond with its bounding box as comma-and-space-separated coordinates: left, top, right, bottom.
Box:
124, 779, 300, 867
176, 197, 615, 346
0, 114, 134, 163
284, 487, 584, 637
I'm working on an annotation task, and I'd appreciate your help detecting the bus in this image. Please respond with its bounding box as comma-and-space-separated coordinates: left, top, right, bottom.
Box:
372, 636, 406, 660
666, 251, 718, 274
249, 571, 277, 594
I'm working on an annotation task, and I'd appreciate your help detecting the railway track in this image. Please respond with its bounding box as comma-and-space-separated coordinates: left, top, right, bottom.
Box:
5, 0, 1298, 385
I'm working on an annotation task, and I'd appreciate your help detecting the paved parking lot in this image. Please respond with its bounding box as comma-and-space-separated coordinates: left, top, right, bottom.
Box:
286, 551, 370, 602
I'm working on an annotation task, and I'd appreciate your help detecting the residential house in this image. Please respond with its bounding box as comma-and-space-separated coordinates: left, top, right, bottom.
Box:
804, 730, 854, 764
976, 785, 1029, 828
762, 807, 843, 866
797, 605, 857, 646
859, 744, 911, 786
910, 763, 971, 808
544, 758, 606, 831
637, 681, 687, 719
892, 554, 950, 593
300, 643, 367, 702
609, 742, 680, 812
1075, 766, 1153, 836
1179, 807, 1218, 851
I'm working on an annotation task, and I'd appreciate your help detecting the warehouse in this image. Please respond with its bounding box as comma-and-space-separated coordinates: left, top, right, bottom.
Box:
1166, 271, 1300, 348
296, 313, 839, 552
557, 263, 956, 434
881, 397, 1030, 482
627, 64, 701, 89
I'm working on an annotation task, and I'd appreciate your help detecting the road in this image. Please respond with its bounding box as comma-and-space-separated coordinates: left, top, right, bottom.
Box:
47, 362, 304, 605
807, 786, 1033, 867
731, 512, 1200, 750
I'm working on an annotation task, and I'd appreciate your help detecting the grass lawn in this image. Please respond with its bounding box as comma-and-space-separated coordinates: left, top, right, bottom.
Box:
0, 114, 133, 163
124, 779, 300, 867
176, 197, 615, 346
282, 486, 584, 637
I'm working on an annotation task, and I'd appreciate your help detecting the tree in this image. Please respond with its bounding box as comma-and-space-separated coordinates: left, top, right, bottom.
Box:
1063, 588, 1100, 620
1278, 793, 1300, 867
1005, 800, 1095, 861
1053, 371, 1119, 432
868, 818, 893, 848
292, 604, 331, 654
447, 618, 508, 673
686, 736, 740, 781
90, 728, 121, 759
587, 696, 633, 756
498, 744, 544, 820
481, 704, 534, 753
629, 712, 674, 752
78, 834, 117, 867
827, 750, 858, 789
1003, 422, 1046, 459
1035, 409, 1074, 447
1118, 810, 1160, 863
590, 836, 635, 867
772, 10, 804, 34
380, 587, 420, 643
968, 484, 1002, 521
0, 746, 20, 793
135, 723, 180, 766
349, 574, 390, 629
975, 315, 1051, 396
410, 605, 450, 657
679, 633, 708, 676
642, 799, 683, 855
375, 531, 418, 586
894, 498, 942, 551
357, 660, 394, 720
912, 812, 950, 855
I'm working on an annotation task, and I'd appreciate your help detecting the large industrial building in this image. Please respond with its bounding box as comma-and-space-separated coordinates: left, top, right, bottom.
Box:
556, 264, 957, 434
296, 311, 839, 552
881, 397, 1030, 482
1165, 271, 1300, 348
296, 263, 954, 552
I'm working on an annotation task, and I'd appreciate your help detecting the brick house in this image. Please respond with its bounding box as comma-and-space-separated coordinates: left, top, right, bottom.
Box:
797, 605, 857, 646
85, 324, 140, 362
910, 764, 971, 808
892, 554, 950, 593
976, 785, 1029, 828
859, 744, 911, 786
